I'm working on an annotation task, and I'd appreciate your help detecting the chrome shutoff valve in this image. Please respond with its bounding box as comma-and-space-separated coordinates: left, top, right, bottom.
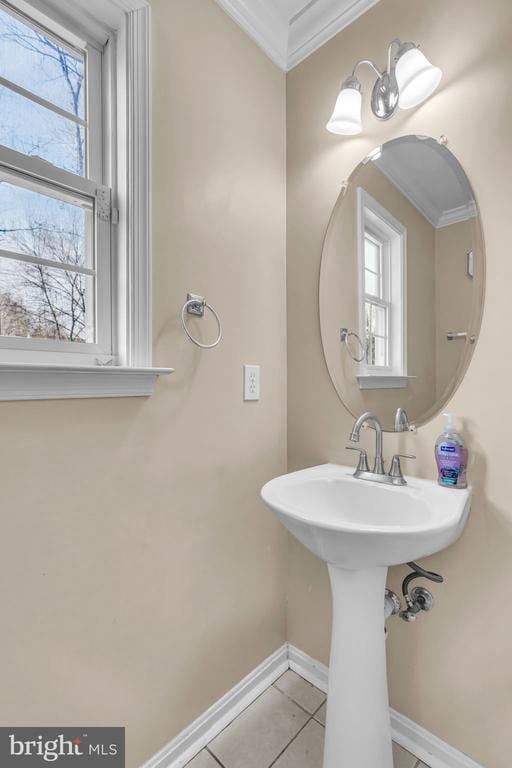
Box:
399, 562, 443, 623
399, 586, 435, 622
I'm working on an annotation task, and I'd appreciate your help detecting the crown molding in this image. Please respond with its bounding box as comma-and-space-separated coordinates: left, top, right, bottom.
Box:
214, 0, 288, 70
214, 0, 379, 72
287, 0, 380, 70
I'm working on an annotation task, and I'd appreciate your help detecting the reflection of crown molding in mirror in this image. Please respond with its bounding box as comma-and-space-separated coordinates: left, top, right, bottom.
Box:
374, 151, 478, 229
437, 202, 478, 228
319, 134, 485, 431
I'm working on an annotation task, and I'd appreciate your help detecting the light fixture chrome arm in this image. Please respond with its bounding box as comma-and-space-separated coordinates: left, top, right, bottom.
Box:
351, 58, 383, 79
386, 38, 402, 72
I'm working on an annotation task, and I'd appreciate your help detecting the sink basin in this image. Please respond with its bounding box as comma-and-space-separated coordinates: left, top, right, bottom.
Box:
261, 463, 471, 568
261, 463, 471, 768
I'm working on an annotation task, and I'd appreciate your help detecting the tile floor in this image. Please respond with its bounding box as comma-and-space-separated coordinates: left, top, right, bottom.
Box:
186, 670, 430, 768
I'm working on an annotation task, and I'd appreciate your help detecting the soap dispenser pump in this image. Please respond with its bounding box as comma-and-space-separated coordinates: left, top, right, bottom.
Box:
435, 413, 468, 488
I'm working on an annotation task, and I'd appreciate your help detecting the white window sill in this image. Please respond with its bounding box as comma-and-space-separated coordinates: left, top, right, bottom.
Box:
0, 363, 174, 401
357, 374, 416, 390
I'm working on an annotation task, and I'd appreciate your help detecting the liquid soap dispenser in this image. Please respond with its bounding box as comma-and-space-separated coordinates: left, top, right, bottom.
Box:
435, 413, 468, 488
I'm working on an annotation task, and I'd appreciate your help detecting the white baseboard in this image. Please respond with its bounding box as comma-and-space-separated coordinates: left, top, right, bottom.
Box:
142, 645, 288, 768
142, 643, 485, 768
288, 644, 485, 768
288, 644, 328, 693
390, 709, 485, 768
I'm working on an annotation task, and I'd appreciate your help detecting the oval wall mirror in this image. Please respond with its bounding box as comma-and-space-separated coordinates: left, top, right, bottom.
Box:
320, 135, 485, 431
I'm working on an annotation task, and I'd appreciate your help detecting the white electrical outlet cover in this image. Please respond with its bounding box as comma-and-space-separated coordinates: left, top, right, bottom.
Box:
244, 365, 260, 401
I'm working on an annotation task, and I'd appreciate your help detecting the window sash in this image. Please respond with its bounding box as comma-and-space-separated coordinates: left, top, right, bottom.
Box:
0, 5, 105, 186
0, 0, 94, 175
0, 147, 112, 361
364, 233, 383, 300
364, 296, 390, 369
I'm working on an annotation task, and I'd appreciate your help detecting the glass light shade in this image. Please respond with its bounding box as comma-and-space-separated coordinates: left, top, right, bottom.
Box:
326, 87, 362, 135
395, 47, 442, 109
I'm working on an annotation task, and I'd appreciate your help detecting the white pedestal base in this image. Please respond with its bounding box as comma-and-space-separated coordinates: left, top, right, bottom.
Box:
323, 565, 393, 768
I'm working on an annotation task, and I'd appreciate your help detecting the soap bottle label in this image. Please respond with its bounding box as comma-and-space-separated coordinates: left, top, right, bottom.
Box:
437, 442, 464, 486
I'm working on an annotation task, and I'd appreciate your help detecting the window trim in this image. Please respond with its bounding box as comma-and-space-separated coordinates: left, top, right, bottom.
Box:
356, 187, 410, 390
0, 0, 174, 399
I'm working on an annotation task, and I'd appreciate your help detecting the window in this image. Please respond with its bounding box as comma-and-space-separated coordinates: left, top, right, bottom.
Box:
0, 0, 111, 365
363, 231, 389, 368
0, 0, 171, 399
357, 188, 407, 389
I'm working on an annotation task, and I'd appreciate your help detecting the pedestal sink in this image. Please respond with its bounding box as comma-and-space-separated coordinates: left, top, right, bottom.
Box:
261, 463, 471, 768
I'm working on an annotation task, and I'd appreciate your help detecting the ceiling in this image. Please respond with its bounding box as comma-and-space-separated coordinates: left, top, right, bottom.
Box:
374, 139, 477, 229
213, 0, 380, 71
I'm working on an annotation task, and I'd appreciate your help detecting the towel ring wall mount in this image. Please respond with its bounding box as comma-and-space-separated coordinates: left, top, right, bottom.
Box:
181, 293, 222, 349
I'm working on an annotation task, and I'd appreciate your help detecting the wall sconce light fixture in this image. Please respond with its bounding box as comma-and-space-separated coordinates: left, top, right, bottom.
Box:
326, 39, 442, 135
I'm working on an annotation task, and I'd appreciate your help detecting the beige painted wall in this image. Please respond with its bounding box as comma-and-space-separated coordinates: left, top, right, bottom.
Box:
320, 160, 437, 427
0, 2, 287, 767
287, 0, 512, 765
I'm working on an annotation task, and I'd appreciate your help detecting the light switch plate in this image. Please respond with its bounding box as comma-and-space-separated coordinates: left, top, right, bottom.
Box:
244, 365, 260, 401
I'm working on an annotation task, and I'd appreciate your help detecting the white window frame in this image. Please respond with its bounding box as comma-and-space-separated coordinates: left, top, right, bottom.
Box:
356, 187, 411, 390
0, 0, 173, 399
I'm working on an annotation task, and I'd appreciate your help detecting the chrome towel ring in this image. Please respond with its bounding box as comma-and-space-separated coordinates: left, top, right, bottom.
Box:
340, 327, 366, 363
181, 293, 222, 349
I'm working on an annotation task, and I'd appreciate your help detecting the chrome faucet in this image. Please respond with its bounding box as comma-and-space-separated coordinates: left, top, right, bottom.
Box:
347, 410, 416, 486
349, 411, 385, 474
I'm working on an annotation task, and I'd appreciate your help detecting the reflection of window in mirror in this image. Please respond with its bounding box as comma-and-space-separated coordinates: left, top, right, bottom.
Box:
357, 188, 407, 388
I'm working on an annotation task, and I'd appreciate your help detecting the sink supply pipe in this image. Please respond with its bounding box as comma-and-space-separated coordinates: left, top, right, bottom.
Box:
400, 561, 444, 622
384, 589, 400, 619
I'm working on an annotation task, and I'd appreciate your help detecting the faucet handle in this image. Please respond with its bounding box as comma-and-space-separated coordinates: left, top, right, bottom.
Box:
389, 453, 416, 480
345, 446, 370, 472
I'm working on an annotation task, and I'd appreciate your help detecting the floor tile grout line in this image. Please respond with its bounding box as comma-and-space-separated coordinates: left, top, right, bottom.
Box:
266, 713, 315, 768
272, 687, 312, 716
272, 678, 326, 719
207, 682, 284, 754
205, 746, 226, 768
311, 699, 326, 718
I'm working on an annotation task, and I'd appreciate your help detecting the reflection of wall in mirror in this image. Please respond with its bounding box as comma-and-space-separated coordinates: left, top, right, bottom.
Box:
435, 221, 475, 399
